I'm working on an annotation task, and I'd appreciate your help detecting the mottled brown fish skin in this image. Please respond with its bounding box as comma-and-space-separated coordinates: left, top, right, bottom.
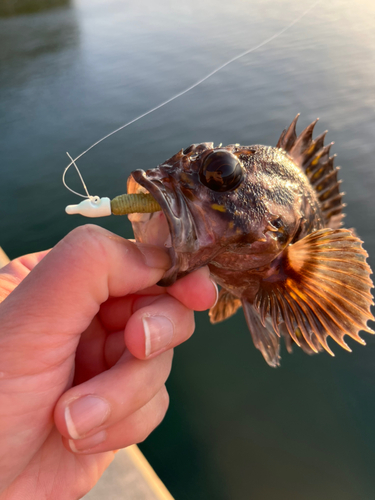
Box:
129, 142, 322, 292
128, 116, 374, 366
204, 145, 325, 300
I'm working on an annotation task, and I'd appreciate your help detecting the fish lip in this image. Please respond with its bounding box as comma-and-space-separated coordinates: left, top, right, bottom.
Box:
129, 169, 198, 286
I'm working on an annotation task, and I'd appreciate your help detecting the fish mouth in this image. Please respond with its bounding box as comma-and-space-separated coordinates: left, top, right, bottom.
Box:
127, 169, 198, 286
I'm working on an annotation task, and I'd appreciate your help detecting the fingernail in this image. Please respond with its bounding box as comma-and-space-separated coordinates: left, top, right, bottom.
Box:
142, 315, 174, 357
65, 396, 111, 439
137, 244, 171, 269
210, 277, 219, 307
69, 430, 107, 453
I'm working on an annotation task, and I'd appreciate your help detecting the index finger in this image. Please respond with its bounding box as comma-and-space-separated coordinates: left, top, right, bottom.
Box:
99, 267, 218, 332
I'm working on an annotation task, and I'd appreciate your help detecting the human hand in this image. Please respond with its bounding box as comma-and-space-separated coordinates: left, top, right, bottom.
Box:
0, 225, 217, 500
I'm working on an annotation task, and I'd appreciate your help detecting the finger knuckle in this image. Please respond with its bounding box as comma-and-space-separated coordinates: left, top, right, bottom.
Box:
159, 350, 174, 383
159, 386, 170, 415
137, 388, 170, 443
136, 422, 155, 444
62, 225, 110, 267
187, 315, 196, 338
67, 224, 105, 243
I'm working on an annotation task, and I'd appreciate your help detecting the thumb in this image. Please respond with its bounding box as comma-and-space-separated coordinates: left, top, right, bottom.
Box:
0, 224, 171, 377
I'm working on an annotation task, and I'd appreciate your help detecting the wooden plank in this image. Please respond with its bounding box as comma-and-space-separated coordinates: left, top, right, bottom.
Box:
83, 447, 174, 500
126, 445, 174, 500
0, 247, 10, 268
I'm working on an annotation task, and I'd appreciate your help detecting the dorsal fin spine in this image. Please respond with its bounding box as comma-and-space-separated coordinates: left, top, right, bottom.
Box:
318, 185, 343, 203
276, 117, 345, 227
289, 119, 318, 159
308, 156, 336, 180
320, 193, 345, 211
276, 113, 299, 150
314, 169, 340, 193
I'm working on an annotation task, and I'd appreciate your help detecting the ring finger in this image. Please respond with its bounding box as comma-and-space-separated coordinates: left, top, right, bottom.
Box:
64, 385, 169, 454
55, 349, 173, 441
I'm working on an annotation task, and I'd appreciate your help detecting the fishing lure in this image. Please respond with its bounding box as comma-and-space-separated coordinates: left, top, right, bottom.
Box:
66, 115, 374, 366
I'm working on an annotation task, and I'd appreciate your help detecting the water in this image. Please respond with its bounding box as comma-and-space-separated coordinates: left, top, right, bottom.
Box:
1, 1, 375, 498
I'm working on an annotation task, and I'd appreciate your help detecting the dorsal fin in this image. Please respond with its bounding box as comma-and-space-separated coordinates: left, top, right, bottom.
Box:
277, 115, 345, 229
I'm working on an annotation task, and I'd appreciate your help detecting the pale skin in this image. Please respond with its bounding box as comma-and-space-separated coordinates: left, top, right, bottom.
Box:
0, 225, 218, 500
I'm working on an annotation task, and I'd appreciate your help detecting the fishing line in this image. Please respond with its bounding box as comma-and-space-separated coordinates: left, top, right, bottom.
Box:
63, 153, 96, 199
63, 0, 322, 198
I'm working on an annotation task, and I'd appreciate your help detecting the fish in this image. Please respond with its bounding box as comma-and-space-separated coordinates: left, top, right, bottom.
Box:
127, 115, 374, 367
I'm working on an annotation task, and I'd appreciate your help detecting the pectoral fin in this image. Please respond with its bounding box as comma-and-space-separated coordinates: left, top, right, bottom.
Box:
209, 288, 242, 323
254, 228, 374, 356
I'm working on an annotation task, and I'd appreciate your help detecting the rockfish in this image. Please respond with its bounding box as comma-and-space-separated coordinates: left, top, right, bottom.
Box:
127, 115, 374, 366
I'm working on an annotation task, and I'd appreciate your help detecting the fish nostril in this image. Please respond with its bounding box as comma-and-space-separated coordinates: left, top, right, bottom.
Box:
183, 144, 196, 155
272, 217, 284, 229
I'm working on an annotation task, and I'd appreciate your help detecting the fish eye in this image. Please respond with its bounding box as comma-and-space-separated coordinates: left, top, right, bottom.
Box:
199, 150, 244, 192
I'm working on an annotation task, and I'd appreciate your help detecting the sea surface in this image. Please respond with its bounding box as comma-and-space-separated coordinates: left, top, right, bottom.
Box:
1, 0, 375, 498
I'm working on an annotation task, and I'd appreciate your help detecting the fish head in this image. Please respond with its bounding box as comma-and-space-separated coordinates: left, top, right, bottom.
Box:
127, 144, 303, 285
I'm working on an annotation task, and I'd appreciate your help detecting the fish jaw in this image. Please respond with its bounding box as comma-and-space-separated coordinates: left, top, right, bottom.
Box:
128, 169, 215, 285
